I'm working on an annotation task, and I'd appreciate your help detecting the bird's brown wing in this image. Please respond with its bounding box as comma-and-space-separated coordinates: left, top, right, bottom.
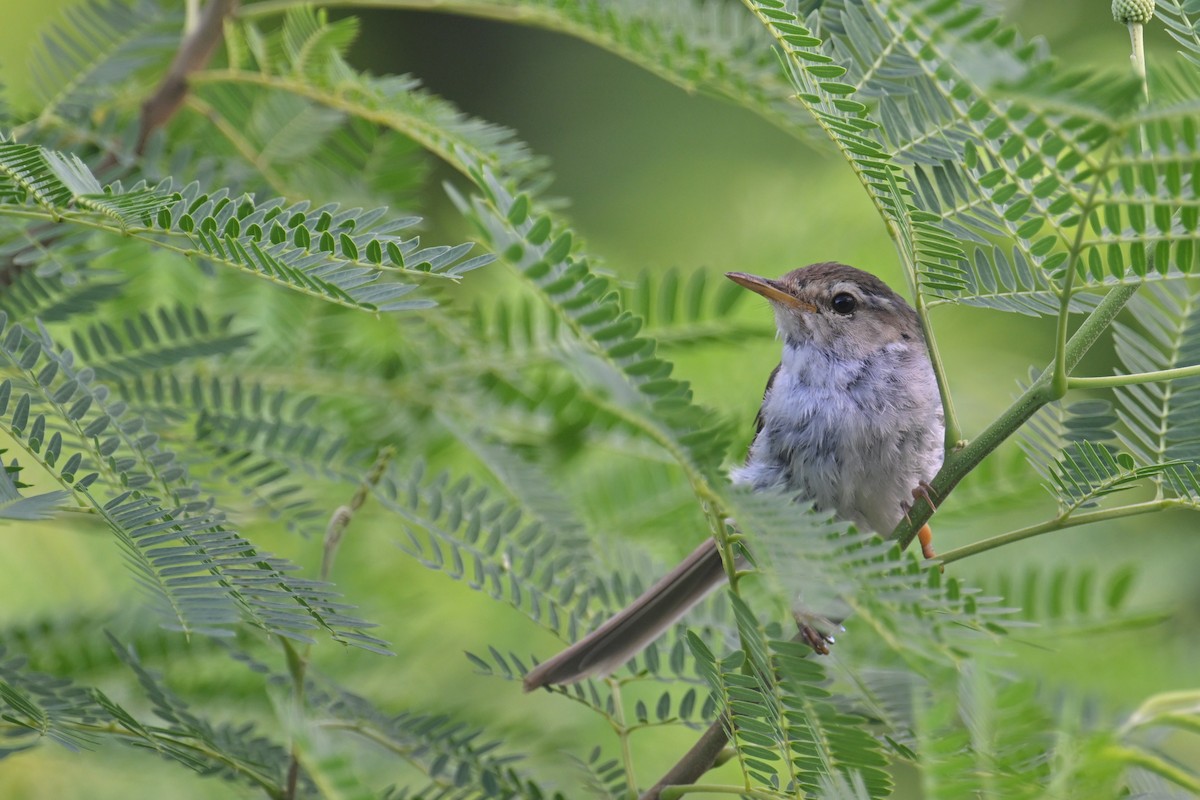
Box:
748, 364, 781, 460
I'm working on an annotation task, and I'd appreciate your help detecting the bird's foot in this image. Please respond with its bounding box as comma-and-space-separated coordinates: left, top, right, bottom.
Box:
912, 481, 938, 511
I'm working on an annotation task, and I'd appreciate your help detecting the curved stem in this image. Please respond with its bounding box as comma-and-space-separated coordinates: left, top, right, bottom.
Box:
1069, 362, 1200, 389
939, 499, 1189, 564
1104, 745, 1200, 795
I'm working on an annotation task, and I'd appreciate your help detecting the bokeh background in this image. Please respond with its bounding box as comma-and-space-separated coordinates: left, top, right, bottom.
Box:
1, 0, 1198, 796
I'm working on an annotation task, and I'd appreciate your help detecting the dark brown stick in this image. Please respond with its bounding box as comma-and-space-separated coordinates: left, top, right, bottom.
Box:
638, 715, 730, 800
135, 0, 239, 153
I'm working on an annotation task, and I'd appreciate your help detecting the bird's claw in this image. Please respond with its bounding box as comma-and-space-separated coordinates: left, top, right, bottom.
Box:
912, 481, 938, 511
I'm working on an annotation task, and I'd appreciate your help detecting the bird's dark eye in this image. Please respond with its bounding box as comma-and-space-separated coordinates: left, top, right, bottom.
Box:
831, 293, 857, 315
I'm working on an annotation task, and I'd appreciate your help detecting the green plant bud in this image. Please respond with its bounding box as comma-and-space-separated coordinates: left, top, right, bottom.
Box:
1111, 0, 1155, 24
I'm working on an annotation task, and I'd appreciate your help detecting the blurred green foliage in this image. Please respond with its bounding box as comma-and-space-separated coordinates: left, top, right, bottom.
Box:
1, 0, 1199, 797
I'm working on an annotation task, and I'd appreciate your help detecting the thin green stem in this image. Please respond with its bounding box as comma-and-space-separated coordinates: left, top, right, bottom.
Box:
1053, 144, 1116, 398
659, 784, 779, 800
939, 499, 1189, 564
1069, 362, 1200, 389
281, 451, 391, 800
607, 679, 640, 800
916, 294, 961, 448
1104, 745, 1200, 795
1127, 23, 1149, 104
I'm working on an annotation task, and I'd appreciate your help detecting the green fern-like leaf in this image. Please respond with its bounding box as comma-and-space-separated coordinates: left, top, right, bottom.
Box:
688, 594, 892, 798
69, 305, 254, 381
201, 7, 547, 187
1048, 441, 1188, 514
451, 163, 732, 479
1112, 281, 1200, 496
622, 267, 766, 346
0, 140, 493, 313
0, 315, 387, 648
0, 456, 69, 520
106, 634, 299, 791
29, 0, 177, 124
725, 484, 1014, 668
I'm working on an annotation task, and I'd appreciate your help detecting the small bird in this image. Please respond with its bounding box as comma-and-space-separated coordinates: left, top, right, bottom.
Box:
523, 263, 944, 691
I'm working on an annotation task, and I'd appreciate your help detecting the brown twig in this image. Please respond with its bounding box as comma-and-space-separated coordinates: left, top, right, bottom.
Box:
135, 0, 239, 153
638, 715, 731, 800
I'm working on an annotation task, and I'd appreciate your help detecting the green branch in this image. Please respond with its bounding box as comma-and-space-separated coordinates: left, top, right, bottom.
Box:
939, 498, 1193, 564
892, 282, 1141, 550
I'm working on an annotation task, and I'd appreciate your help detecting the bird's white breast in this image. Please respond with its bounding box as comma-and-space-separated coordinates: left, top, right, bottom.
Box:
730, 339, 944, 535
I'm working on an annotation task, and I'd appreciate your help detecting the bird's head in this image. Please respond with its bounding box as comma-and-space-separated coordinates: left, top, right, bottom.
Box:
726, 262, 922, 359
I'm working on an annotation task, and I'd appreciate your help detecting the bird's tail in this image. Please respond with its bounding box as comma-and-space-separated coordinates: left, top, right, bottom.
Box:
522, 538, 728, 691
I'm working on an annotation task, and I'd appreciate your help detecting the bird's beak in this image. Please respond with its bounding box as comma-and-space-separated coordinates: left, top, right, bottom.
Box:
725, 272, 816, 313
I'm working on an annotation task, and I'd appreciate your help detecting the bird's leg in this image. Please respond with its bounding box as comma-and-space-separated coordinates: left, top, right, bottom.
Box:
916, 523, 937, 561
793, 609, 839, 656
908, 483, 940, 560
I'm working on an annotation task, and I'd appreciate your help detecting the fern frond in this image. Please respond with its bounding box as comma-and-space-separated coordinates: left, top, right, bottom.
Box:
0, 140, 493, 313
198, 7, 547, 185
29, 0, 177, 124
688, 596, 892, 798
1020, 393, 1119, 487
0, 638, 290, 793
69, 305, 254, 381
738, 0, 969, 296
563, 746, 625, 798
1158, 1, 1200, 69
0, 316, 387, 648
1112, 282, 1200, 489
1049, 441, 1186, 514
922, 243, 1102, 316
983, 563, 1170, 635
315, 687, 562, 800
111, 369, 360, 535
0, 267, 124, 325
235, 0, 815, 145
725, 485, 1014, 668
106, 634, 298, 792
377, 461, 602, 642
811, 1, 1200, 310
0, 456, 70, 520
915, 666, 1055, 800
622, 267, 768, 346
451, 163, 731, 480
